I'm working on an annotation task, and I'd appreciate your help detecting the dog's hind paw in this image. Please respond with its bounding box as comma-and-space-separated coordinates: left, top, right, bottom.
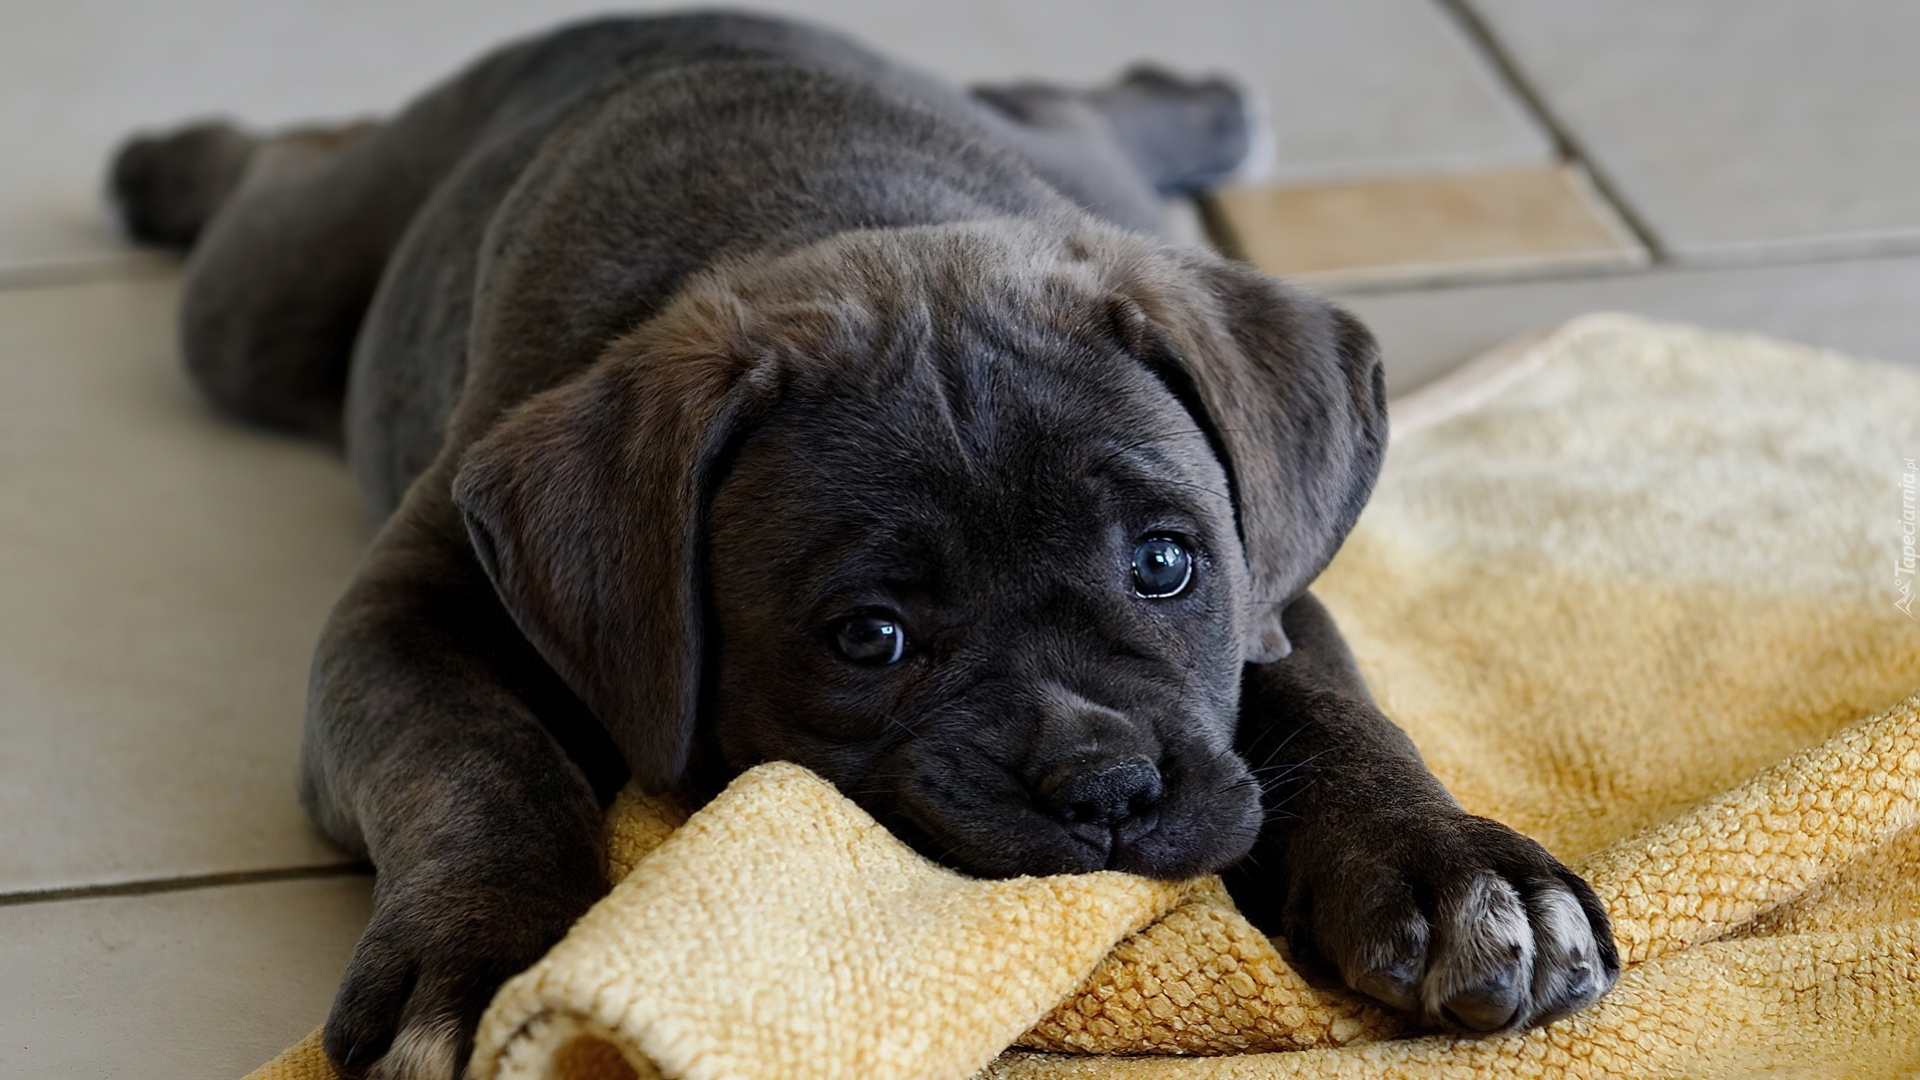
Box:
1091, 66, 1268, 195
107, 121, 257, 250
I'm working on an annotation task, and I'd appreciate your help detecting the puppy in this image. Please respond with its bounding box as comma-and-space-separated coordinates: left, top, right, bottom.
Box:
111, 13, 1617, 1078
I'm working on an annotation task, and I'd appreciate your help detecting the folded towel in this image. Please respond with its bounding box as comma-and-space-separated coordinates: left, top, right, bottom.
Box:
248, 313, 1920, 1080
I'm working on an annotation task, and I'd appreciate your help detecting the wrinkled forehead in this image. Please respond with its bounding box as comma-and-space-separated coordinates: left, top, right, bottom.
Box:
713, 322, 1235, 590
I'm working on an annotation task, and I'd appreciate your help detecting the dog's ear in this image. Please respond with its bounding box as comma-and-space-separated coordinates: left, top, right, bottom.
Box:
1110, 254, 1387, 664
450, 301, 778, 793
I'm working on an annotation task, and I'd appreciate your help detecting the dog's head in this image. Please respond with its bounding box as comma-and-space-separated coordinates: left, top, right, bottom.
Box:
452, 220, 1385, 879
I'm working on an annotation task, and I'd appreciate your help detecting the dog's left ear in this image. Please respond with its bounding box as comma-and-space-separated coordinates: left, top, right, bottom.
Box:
449, 297, 780, 793
1110, 254, 1387, 663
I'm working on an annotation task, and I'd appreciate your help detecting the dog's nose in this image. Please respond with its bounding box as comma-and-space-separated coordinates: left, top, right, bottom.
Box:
1044, 759, 1163, 826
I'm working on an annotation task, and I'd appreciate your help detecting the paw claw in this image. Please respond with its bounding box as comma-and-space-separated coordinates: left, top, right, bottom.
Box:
1441, 966, 1525, 1032
1351, 959, 1422, 1013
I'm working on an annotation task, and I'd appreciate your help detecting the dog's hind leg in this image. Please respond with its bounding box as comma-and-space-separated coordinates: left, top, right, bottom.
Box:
971, 68, 1263, 235
111, 119, 411, 446
110, 18, 696, 450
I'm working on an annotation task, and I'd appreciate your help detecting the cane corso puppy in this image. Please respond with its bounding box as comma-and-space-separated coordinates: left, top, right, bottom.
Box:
111, 12, 1617, 1077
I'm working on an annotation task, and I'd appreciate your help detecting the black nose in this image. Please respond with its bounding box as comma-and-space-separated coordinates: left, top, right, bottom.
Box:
1044, 759, 1163, 826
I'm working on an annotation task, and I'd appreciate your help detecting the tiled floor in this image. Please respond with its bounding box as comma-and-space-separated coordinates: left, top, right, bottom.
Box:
0, 0, 1544, 277
1, 877, 371, 1079
1463, 0, 1920, 263
1, 3, 1914, 1077
0, 277, 364, 895
1344, 252, 1920, 396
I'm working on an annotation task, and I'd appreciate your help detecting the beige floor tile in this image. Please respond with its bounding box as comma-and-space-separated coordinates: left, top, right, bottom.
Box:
1210, 165, 1646, 289
0, 275, 367, 892
1468, 0, 1920, 262
0, 0, 1550, 272
1334, 253, 1920, 397
0, 875, 370, 1079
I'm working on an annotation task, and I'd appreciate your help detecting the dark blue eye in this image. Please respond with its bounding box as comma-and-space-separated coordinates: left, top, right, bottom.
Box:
832, 613, 907, 665
1131, 537, 1193, 598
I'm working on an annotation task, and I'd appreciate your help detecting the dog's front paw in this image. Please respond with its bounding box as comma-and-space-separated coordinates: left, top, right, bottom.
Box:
323, 867, 598, 1080
1277, 813, 1618, 1032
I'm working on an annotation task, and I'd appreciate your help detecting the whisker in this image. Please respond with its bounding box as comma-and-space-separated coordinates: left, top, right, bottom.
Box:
1253, 724, 1312, 772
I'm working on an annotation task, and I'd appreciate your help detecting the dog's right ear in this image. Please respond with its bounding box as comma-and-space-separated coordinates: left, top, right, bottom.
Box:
1099, 249, 1387, 666
450, 298, 778, 793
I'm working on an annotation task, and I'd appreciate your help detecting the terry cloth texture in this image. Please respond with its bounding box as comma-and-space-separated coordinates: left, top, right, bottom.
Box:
246, 313, 1920, 1080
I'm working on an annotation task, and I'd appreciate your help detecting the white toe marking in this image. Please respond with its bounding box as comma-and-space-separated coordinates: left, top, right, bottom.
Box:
1344, 914, 1429, 1012
1422, 875, 1534, 1024
369, 1015, 462, 1080
1530, 886, 1608, 1012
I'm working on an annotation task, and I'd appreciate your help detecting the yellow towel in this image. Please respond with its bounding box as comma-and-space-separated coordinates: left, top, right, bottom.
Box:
247, 313, 1920, 1080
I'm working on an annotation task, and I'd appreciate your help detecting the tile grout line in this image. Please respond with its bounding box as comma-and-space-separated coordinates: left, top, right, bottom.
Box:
0, 253, 181, 294
1431, 0, 1667, 263
1319, 239, 1920, 299
0, 862, 371, 908
8, 230, 1912, 305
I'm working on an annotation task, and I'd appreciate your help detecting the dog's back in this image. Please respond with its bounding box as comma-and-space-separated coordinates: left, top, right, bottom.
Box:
113, 13, 1218, 521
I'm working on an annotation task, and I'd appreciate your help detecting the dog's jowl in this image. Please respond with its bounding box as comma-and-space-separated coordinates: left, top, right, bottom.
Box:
111, 13, 1617, 1078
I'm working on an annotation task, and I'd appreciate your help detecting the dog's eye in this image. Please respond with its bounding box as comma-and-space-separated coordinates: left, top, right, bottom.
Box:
1131, 537, 1194, 598
832, 612, 907, 665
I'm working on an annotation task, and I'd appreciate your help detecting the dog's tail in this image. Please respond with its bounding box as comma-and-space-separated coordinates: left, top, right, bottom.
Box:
107, 121, 260, 251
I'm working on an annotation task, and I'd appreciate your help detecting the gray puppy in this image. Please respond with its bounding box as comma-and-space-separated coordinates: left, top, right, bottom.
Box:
111, 13, 1617, 1079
